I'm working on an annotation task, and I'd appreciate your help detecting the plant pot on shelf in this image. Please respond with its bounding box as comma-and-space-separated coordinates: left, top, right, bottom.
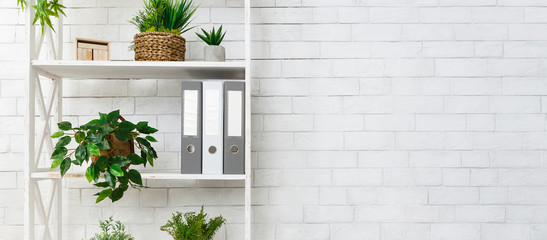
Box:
134, 32, 186, 61
91, 133, 134, 170
91, 116, 134, 170
204, 45, 226, 62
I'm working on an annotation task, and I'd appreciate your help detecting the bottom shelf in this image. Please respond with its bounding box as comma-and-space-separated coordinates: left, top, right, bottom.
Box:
30, 171, 246, 180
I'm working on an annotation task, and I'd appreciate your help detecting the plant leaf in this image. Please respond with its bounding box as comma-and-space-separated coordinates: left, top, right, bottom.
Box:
75, 131, 85, 143
17, 0, 27, 8
96, 156, 109, 171
110, 187, 124, 202
112, 156, 131, 167
87, 132, 103, 144
146, 151, 154, 167
136, 137, 151, 148
136, 121, 148, 130
109, 165, 124, 177
93, 164, 100, 182
107, 110, 120, 125
196, 32, 209, 44
118, 173, 129, 188
57, 121, 72, 131
218, 31, 226, 45
128, 169, 142, 185
114, 129, 132, 141
55, 136, 71, 148
98, 112, 108, 124
94, 181, 110, 188
96, 189, 112, 203
75, 144, 88, 163
85, 165, 95, 183
141, 151, 147, 167
50, 157, 63, 170
51, 131, 64, 138
118, 121, 136, 133
60, 157, 71, 176
97, 137, 110, 151
145, 136, 158, 142
136, 121, 158, 134
104, 171, 116, 188
127, 153, 144, 165
50, 147, 67, 159
100, 125, 114, 134
87, 143, 100, 156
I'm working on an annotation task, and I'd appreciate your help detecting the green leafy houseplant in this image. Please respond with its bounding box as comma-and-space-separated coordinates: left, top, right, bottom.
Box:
196, 26, 226, 46
50, 110, 159, 203
130, 0, 198, 35
17, 0, 66, 33
160, 207, 226, 240
87, 217, 134, 240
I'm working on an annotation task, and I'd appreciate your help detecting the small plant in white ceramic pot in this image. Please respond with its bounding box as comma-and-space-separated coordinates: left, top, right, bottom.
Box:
196, 26, 227, 62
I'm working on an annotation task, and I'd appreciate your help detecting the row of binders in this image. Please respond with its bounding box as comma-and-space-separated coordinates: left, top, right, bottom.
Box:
181, 81, 245, 175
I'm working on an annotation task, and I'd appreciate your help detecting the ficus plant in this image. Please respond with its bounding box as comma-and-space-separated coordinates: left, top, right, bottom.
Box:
50, 110, 159, 203
17, 0, 66, 33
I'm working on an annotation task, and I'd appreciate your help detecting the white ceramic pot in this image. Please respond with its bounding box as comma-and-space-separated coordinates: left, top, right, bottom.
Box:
204, 45, 226, 62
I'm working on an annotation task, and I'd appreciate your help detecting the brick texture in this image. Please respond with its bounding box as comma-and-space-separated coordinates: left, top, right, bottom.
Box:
2, 0, 547, 239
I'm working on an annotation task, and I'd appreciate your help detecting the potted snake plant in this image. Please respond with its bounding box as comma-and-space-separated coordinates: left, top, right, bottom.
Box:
196, 25, 227, 62
50, 110, 159, 203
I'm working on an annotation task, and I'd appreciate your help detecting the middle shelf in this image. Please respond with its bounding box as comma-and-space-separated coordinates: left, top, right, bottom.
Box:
31, 171, 246, 180
31, 60, 246, 80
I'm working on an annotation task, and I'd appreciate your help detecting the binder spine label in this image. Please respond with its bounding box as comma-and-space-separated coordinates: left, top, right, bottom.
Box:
224, 82, 245, 174
202, 81, 224, 174
227, 91, 243, 137
181, 82, 203, 174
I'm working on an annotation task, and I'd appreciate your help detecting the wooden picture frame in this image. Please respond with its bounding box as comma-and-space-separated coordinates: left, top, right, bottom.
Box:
74, 38, 110, 61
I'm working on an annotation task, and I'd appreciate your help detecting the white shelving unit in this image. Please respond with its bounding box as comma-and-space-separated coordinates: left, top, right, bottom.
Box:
24, 0, 252, 239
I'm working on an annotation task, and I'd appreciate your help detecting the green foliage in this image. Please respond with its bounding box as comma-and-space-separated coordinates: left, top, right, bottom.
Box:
87, 217, 135, 240
18, 0, 66, 34
160, 207, 226, 240
130, 0, 198, 35
50, 110, 159, 203
196, 26, 226, 46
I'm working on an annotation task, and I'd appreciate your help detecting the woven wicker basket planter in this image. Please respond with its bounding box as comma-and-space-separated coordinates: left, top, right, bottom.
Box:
134, 32, 186, 61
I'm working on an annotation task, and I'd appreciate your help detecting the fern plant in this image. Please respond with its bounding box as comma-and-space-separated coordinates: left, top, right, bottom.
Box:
17, 0, 66, 33
87, 217, 134, 240
131, 0, 198, 35
196, 26, 226, 46
160, 207, 226, 240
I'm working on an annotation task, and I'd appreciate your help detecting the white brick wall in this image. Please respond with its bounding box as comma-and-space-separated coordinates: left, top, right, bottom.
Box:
3, 0, 547, 239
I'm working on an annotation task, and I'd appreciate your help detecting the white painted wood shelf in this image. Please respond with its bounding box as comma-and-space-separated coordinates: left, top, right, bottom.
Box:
24, 0, 252, 238
31, 171, 246, 180
32, 60, 246, 80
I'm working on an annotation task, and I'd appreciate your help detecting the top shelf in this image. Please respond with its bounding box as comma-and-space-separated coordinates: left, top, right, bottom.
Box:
31, 60, 246, 80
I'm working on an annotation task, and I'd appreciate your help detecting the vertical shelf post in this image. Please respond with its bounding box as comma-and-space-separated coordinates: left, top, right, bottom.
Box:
244, 0, 252, 239
24, 0, 37, 239
54, 1, 63, 238
25, 0, 64, 238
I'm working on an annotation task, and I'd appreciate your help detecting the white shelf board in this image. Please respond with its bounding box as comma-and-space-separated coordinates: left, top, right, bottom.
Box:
31, 171, 245, 180
31, 60, 246, 80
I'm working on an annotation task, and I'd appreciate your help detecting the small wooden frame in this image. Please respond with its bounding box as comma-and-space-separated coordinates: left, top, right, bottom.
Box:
74, 38, 110, 61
